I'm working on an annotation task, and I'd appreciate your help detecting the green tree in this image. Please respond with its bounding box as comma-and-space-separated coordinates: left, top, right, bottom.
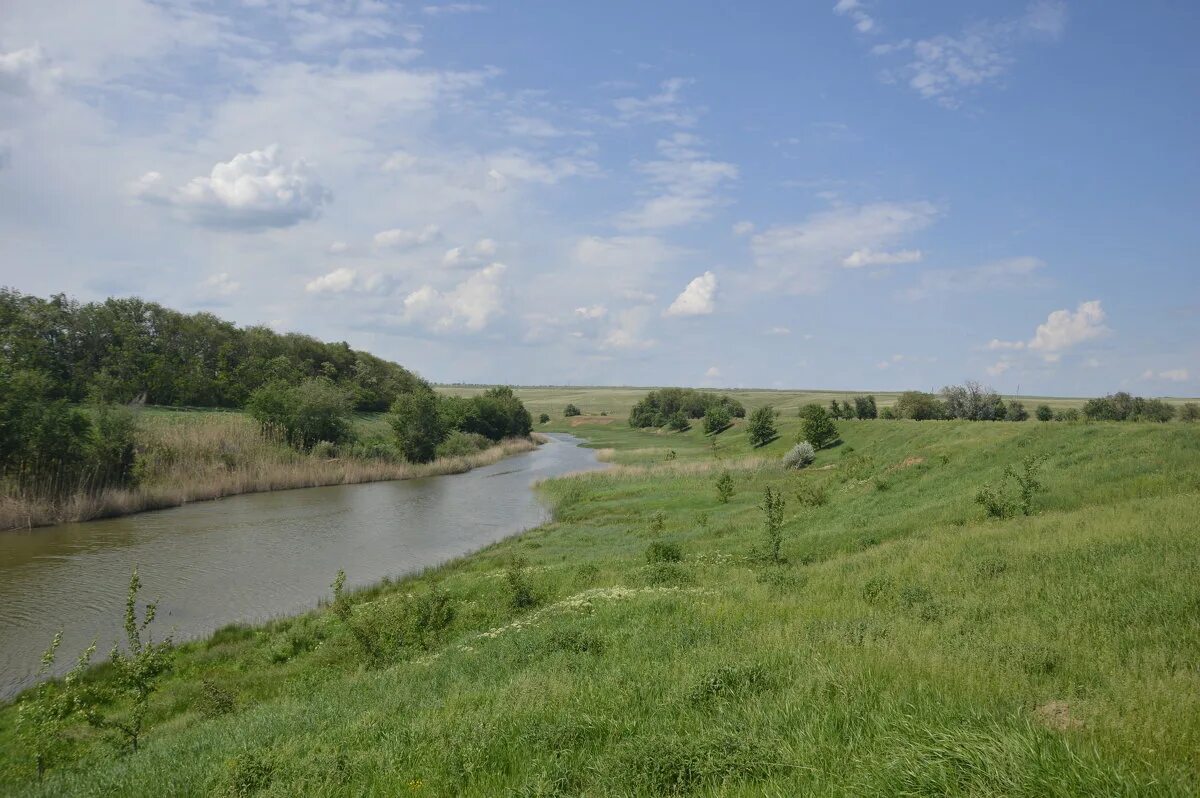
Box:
667, 411, 690, 432
760, 486, 786, 563
746, 405, 778, 447
538, 412, 550, 424
1036, 404, 1054, 421
389, 390, 447, 464
1181, 403, 1199, 422
17, 631, 75, 781
563, 403, 582, 417
799, 404, 839, 449
246, 378, 353, 449
704, 405, 732, 435
894, 391, 945, 420
1006, 400, 1029, 422
715, 470, 734, 504
853, 395, 878, 419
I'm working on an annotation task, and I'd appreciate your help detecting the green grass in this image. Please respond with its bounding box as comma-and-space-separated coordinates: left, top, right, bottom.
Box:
2, 415, 1199, 796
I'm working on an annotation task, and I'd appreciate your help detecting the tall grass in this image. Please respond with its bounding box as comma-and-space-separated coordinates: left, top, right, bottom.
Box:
0, 413, 536, 530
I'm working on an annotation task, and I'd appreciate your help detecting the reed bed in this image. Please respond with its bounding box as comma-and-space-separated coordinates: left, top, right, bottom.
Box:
0, 413, 536, 530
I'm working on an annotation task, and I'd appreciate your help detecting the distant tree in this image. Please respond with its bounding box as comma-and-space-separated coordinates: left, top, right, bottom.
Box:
389, 390, 447, 463
1055, 408, 1081, 422
667, 411, 690, 432
829, 399, 846, 420
704, 405, 732, 435
1181, 403, 1200, 423
715, 470, 734, 504
879, 407, 896, 419
628, 388, 744, 428
799, 403, 839, 449
894, 391, 945, 420
538, 413, 550, 424
1133, 398, 1176, 423
760, 486, 786, 564
941, 381, 1004, 420
247, 377, 353, 450
853, 395, 878, 419
746, 405, 778, 447
1035, 404, 1054, 421
563, 403, 582, 417
1084, 392, 1175, 422
1006, 400, 1029, 422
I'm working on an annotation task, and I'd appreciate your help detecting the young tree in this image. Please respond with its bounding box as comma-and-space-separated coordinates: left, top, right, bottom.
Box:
1006, 400, 1029, 422
746, 405, 778, 447
17, 631, 75, 781
1181, 403, 1200, 422
668, 411, 690, 432
538, 412, 550, 424
760, 486, 786, 563
704, 405, 732, 435
894, 391, 945, 420
247, 377, 352, 449
715, 470, 734, 503
829, 399, 844, 419
563, 403, 582, 417
799, 403, 839, 449
389, 390, 447, 463
1035, 404, 1054, 421
72, 568, 173, 753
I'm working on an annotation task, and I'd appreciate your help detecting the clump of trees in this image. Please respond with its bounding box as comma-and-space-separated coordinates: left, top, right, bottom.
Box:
629, 388, 745, 429
829, 396, 878, 420
0, 289, 424, 410
1083, 392, 1177, 422
893, 391, 946, 420
389, 386, 533, 464
799, 404, 839, 449
246, 378, 353, 450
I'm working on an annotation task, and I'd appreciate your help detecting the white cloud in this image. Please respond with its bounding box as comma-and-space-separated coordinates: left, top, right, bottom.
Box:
145, 145, 332, 231
874, 1, 1069, 107
574, 305, 608, 319
1028, 300, 1107, 357
752, 201, 937, 294
665, 271, 717, 317
570, 235, 681, 299
842, 248, 922, 268
381, 151, 418, 172
402, 263, 507, 332
766, 326, 791, 336
602, 306, 656, 350
374, 223, 441, 249
200, 272, 240, 297
833, 0, 877, 34
905, 256, 1044, 301
422, 4, 487, 16
1145, 368, 1189, 383
732, 221, 755, 236
987, 338, 1026, 351
705, 366, 721, 378
327, 241, 349, 254
986, 360, 1012, 376
613, 77, 697, 127
0, 45, 60, 95
473, 238, 497, 256
617, 133, 737, 229
305, 267, 358, 294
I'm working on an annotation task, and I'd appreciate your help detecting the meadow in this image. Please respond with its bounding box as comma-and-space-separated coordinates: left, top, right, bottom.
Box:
1, 392, 1197, 796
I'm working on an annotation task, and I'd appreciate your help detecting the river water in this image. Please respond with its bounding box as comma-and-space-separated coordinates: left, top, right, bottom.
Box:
0, 433, 604, 700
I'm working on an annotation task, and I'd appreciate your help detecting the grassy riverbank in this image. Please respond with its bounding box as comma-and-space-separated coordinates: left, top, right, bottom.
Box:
0, 409, 536, 531
1, 411, 1197, 795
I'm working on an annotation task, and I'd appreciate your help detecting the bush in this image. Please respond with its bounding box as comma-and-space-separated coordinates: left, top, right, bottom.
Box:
538, 413, 550, 424
436, 430, 490, 459
879, 407, 896, 419
715, 470, 734, 503
646, 541, 683, 563
894, 391, 945, 420
794, 481, 828, 507
782, 442, 816, 469
310, 440, 338, 459
799, 404, 838, 449
247, 377, 353, 450
1084, 392, 1176, 422
1182, 403, 1200, 422
629, 388, 744, 428
1006, 400, 1029, 422
703, 405, 732, 435
1036, 404, 1054, 421
760, 486, 786, 564
667, 411, 690, 432
1054, 408, 1081, 422
330, 570, 456, 664
975, 455, 1046, 519
746, 405, 778, 447
194, 678, 237, 718
941, 381, 1005, 421
563, 404, 581, 417
506, 558, 539, 610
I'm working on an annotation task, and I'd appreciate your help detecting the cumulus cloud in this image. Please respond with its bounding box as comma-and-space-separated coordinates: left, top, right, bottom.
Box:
986, 360, 1012, 376
402, 263, 507, 332
574, 305, 607, 319
842, 248, 922, 268
305, 267, 358, 294
143, 145, 332, 230
374, 223, 441, 249
752, 201, 937, 294
665, 271, 717, 317
1028, 300, 1107, 357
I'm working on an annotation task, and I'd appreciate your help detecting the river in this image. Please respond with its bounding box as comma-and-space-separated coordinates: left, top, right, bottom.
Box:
0, 433, 604, 700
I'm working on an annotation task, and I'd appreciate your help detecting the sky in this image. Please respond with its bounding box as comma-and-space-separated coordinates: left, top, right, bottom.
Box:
1, 0, 1197, 395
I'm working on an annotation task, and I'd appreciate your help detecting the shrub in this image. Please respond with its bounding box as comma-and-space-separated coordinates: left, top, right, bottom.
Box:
16, 631, 74, 781
1006, 400, 1029, 422
71, 568, 174, 753
894, 391, 945, 420
746, 405, 778, 447
853, 395, 878, 419
1054, 408, 1081, 422
975, 484, 1014, 519
563, 404, 582, 417
629, 388, 744, 428
506, 557, 539, 610
646, 541, 683, 563
760, 486, 786, 564
830, 399, 851, 419
1084, 392, 1176, 422
194, 678, 237, 718
1036, 404, 1054, 421
782, 442, 816, 469
715, 470, 734, 503
1006, 455, 1046, 515
247, 378, 353, 450
794, 481, 828, 507
703, 405, 732, 435
330, 570, 456, 664
941, 381, 1005, 421
799, 404, 838, 449
667, 411, 690, 432
310, 440, 337, 459
648, 510, 667, 535
1133, 398, 1176, 423
389, 389, 447, 464
436, 430, 489, 458
879, 407, 896, 419
1182, 403, 1200, 422
538, 413, 550, 424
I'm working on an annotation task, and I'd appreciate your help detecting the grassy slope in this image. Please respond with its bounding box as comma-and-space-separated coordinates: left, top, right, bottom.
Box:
1, 412, 1199, 795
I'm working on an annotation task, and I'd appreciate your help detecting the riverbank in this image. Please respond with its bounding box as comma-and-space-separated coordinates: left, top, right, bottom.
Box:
2, 417, 1197, 794
0, 410, 539, 531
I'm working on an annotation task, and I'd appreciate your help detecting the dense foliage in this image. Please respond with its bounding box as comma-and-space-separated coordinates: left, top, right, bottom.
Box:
0, 289, 425, 410
745, 405, 778, 447
893, 391, 946, 420
389, 386, 533, 464
629, 388, 745, 428
246, 378, 353, 450
1083, 392, 1176, 422
798, 404, 839, 449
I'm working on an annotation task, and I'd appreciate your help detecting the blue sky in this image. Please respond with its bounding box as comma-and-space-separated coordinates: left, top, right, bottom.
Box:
1, 1, 1196, 395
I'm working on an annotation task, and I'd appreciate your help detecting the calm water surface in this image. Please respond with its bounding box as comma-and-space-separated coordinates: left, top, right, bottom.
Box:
0, 433, 604, 699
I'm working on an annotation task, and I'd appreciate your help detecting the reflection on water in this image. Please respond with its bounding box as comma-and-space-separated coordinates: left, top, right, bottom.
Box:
0, 433, 604, 700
